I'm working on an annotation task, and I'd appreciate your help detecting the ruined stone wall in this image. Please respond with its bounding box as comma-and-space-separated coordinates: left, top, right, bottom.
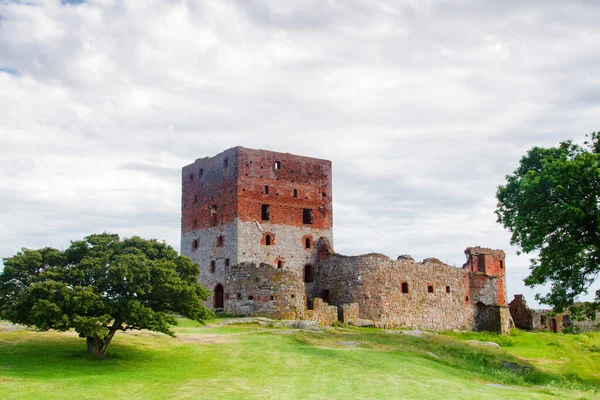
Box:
315, 252, 478, 331
340, 303, 359, 324
223, 262, 306, 319
509, 294, 534, 330
305, 298, 338, 326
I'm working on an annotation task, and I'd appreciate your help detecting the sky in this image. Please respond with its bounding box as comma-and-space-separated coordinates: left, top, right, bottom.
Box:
1, 0, 599, 308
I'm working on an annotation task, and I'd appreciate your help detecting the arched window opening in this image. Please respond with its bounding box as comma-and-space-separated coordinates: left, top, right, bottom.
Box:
265, 234, 272, 246
427, 285, 434, 293
304, 264, 314, 283
401, 282, 409, 293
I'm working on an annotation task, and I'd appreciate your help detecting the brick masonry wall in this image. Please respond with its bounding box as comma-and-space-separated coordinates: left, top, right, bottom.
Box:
181, 147, 239, 233
236, 147, 333, 230
464, 247, 507, 306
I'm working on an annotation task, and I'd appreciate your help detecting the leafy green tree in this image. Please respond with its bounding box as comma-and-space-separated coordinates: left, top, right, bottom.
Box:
496, 132, 600, 314
0, 233, 213, 357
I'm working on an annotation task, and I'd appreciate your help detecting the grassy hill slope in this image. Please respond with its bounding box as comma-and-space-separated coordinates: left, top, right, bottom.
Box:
0, 319, 599, 399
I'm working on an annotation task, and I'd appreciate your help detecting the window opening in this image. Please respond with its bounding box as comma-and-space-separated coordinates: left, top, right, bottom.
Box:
401, 282, 409, 293
264, 185, 269, 194
270, 295, 274, 301
427, 285, 434, 293
210, 205, 218, 226
225, 258, 230, 267
293, 189, 298, 198
303, 208, 313, 224
277, 259, 284, 269
224, 158, 229, 168
192, 239, 199, 250
194, 194, 198, 203
478, 255, 486, 272
305, 238, 311, 249
237, 293, 242, 300
189, 174, 194, 182
193, 219, 197, 229
210, 260, 216, 273
261, 204, 270, 221
446, 286, 451, 293
217, 235, 224, 247
274, 161, 281, 170
248, 295, 254, 301
265, 234, 272, 246
465, 295, 469, 302
199, 168, 203, 178
499, 260, 504, 269
304, 264, 314, 283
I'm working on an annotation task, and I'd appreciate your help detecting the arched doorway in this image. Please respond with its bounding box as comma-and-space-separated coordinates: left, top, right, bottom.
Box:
214, 284, 224, 309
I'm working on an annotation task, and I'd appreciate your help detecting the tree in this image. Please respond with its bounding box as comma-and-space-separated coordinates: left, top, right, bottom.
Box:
0, 233, 213, 357
496, 132, 600, 314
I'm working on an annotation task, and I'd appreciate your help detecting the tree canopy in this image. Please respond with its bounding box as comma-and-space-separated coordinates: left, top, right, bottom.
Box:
0, 233, 213, 356
496, 132, 600, 315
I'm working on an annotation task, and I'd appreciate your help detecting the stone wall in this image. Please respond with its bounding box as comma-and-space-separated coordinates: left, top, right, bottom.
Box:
222, 262, 306, 319
340, 303, 359, 324
509, 294, 534, 329
510, 294, 599, 333
315, 251, 479, 331
305, 298, 339, 326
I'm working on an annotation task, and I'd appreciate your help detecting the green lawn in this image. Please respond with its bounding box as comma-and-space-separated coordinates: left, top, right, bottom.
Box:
1, 319, 599, 399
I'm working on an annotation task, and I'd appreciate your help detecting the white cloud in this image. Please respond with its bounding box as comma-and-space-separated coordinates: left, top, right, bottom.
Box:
1, 0, 599, 307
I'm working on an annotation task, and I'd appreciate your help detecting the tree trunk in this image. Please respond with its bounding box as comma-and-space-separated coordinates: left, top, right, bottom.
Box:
86, 329, 118, 357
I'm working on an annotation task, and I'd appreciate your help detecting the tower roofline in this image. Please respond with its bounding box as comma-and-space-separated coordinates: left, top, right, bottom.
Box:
188, 146, 331, 166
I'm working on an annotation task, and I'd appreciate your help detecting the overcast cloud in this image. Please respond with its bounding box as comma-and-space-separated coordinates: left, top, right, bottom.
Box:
1, 0, 599, 308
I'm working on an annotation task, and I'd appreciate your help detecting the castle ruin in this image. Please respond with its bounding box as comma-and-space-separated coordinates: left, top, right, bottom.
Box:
181, 147, 511, 334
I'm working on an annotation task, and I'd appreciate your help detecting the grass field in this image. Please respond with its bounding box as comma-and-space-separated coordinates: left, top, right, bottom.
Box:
1, 318, 599, 399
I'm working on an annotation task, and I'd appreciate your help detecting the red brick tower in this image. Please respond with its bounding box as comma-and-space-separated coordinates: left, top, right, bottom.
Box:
181, 147, 333, 310
464, 247, 511, 333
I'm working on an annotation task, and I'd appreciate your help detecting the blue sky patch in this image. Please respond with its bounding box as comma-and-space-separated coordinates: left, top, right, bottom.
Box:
0, 67, 19, 76
61, 0, 85, 4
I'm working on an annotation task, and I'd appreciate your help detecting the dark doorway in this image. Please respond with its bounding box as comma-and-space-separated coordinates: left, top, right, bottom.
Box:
321, 290, 330, 303
304, 264, 314, 283
214, 284, 224, 309
550, 318, 558, 333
